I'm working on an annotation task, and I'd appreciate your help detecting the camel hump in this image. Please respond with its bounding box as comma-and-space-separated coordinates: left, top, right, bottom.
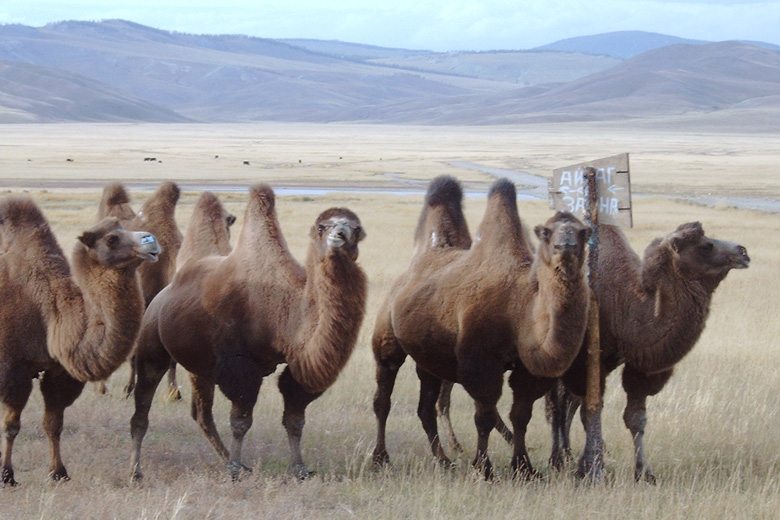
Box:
248, 183, 276, 212
425, 175, 464, 208
194, 191, 223, 218
488, 178, 517, 202
0, 195, 46, 226
102, 182, 131, 207
155, 181, 181, 205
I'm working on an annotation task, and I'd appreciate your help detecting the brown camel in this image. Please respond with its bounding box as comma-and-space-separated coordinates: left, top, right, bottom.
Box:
372, 178, 591, 478
547, 222, 750, 482
96, 182, 184, 399
130, 184, 367, 480
0, 196, 160, 484
175, 190, 236, 270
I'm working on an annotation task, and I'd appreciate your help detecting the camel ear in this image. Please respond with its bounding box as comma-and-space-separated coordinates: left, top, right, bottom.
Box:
534, 224, 551, 242
226, 214, 236, 227
78, 231, 98, 248
356, 226, 366, 242
669, 236, 685, 253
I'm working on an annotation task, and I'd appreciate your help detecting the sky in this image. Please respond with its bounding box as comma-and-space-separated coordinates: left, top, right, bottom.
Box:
2, 0, 779, 51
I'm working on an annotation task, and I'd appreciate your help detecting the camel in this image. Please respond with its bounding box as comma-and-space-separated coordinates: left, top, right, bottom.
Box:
372, 178, 591, 478
0, 196, 160, 484
129, 184, 367, 481
546, 222, 750, 482
96, 182, 184, 399
175, 191, 236, 270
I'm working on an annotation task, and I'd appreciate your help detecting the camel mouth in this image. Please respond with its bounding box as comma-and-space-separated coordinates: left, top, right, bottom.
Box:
139, 250, 160, 262
326, 235, 346, 249
734, 247, 750, 269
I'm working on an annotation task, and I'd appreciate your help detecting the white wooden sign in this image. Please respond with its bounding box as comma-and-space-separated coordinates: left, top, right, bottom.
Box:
548, 153, 632, 228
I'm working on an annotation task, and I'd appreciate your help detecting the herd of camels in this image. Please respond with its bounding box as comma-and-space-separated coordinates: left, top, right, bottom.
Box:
0, 175, 750, 486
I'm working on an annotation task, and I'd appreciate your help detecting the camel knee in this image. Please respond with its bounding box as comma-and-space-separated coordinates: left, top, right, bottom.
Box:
623, 406, 647, 435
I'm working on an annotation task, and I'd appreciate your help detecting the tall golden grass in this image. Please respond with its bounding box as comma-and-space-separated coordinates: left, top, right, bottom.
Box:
1, 124, 779, 519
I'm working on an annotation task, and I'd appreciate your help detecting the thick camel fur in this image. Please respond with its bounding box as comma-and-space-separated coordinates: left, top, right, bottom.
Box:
0, 196, 160, 484
96, 182, 184, 398
547, 222, 750, 482
372, 178, 591, 478
130, 184, 367, 481
175, 191, 236, 270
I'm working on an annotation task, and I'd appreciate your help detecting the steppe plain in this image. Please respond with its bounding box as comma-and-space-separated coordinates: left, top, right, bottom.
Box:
0, 121, 778, 519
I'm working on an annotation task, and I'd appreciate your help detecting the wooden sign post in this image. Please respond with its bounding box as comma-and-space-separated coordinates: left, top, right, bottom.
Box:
549, 153, 631, 481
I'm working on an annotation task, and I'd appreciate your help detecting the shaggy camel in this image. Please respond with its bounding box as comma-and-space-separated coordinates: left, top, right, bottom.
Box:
175, 191, 236, 270
547, 222, 750, 482
0, 196, 160, 484
372, 178, 591, 478
96, 182, 184, 398
130, 184, 367, 480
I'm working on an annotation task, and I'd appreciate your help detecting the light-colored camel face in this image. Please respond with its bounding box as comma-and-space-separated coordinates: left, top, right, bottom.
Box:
78, 217, 161, 267
310, 208, 365, 261
534, 211, 591, 273
666, 222, 750, 278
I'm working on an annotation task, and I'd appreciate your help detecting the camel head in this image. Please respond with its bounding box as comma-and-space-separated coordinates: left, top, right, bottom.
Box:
309, 208, 365, 261
661, 221, 750, 281
534, 211, 591, 277
77, 217, 161, 268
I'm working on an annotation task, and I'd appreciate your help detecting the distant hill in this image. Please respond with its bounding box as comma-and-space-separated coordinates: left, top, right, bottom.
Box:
534, 31, 706, 59
0, 60, 186, 123
535, 30, 780, 59
0, 20, 778, 125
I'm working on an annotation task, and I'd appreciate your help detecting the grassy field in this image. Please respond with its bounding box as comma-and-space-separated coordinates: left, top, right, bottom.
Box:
0, 123, 779, 519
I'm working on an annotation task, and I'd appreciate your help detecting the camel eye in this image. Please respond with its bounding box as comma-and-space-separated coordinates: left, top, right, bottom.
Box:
699, 242, 714, 253
317, 225, 325, 235
106, 234, 119, 247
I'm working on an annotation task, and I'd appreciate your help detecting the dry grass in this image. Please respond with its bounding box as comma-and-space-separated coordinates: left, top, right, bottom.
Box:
0, 124, 779, 519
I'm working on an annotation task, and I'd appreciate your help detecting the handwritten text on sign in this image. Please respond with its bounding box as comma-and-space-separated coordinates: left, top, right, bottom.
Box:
549, 153, 632, 228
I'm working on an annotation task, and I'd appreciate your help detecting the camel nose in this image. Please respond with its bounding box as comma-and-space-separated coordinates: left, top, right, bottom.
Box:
736, 245, 750, 267
553, 227, 578, 253
327, 226, 348, 249
134, 231, 161, 262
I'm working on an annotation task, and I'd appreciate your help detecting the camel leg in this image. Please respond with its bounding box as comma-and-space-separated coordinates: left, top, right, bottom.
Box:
189, 373, 229, 461
129, 348, 169, 482
622, 365, 673, 484
416, 367, 451, 467
214, 355, 263, 480
278, 367, 322, 479
165, 361, 182, 401
371, 336, 406, 466
436, 380, 464, 455
508, 367, 554, 480
546, 379, 581, 471
0, 370, 32, 487
123, 355, 137, 398
39, 370, 84, 482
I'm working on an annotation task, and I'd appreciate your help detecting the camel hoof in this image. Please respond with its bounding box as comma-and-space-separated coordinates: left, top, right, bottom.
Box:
372, 449, 390, 467
472, 457, 494, 481
164, 386, 182, 402
50, 470, 70, 482
1, 467, 18, 487
227, 462, 253, 481
290, 463, 314, 481
635, 470, 657, 485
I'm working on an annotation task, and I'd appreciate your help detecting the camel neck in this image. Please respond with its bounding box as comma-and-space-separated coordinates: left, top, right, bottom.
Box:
519, 257, 590, 378
45, 247, 144, 382
287, 249, 367, 394
618, 253, 713, 373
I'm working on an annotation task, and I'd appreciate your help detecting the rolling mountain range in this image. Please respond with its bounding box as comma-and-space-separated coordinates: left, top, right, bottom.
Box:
0, 19, 778, 125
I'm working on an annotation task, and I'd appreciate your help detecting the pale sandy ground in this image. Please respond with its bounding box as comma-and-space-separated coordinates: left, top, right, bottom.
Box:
1, 122, 779, 208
